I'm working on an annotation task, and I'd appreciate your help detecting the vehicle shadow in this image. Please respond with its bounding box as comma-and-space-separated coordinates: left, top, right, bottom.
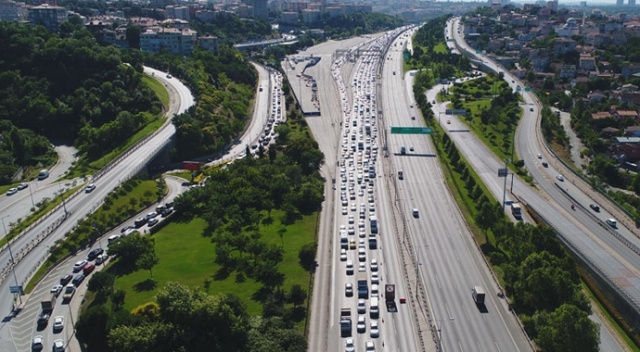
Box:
475, 303, 489, 313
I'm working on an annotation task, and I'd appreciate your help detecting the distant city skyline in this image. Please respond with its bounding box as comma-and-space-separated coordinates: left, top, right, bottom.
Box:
433, 0, 634, 6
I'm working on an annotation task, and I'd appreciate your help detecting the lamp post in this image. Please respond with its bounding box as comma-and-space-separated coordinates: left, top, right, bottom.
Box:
2, 215, 22, 305
28, 183, 35, 210
58, 183, 68, 216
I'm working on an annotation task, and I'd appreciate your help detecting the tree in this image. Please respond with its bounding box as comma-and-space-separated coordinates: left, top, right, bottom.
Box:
288, 284, 307, 308
76, 305, 112, 351
108, 233, 154, 269
535, 304, 599, 352
137, 250, 159, 279
298, 242, 317, 272
87, 271, 115, 294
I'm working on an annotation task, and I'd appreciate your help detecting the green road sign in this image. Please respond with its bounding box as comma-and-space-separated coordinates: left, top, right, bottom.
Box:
391, 127, 433, 134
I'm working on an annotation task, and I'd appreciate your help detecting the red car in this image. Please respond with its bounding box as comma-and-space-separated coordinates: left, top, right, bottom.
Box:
83, 263, 95, 275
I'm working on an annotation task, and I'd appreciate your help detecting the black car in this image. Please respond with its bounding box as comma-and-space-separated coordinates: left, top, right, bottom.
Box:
121, 225, 134, 233
87, 248, 104, 261
590, 204, 601, 212
72, 274, 85, 286
60, 275, 72, 286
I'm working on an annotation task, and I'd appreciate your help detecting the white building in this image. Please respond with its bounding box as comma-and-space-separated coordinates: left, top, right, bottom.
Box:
140, 27, 197, 56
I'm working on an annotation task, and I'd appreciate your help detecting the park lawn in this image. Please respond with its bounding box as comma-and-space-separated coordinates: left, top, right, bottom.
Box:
433, 42, 448, 54
114, 210, 316, 316
142, 75, 169, 108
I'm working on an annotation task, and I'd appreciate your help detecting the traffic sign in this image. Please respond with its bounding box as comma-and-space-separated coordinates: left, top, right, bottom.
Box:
390, 127, 432, 134
524, 86, 531, 92
516, 86, 521, 92
498, 168, 508, 177
445, 109, 467, 115
9, 286, 23, 294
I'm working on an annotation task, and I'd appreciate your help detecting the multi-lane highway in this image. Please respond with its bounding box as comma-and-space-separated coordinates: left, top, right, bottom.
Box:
294, 25, 535, 352
443, 18, 630, 351
379, 31, 532, 351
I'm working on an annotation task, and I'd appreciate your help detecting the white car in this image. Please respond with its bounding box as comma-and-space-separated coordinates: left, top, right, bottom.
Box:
345, 338, 355, 352
6, 188, 17, 196
345, 283, 353, 297
32, 336, 44, 351
342, 207, 348, 215
52, 339, 64, 352
371, 272, 379, 285
53, 316, 64, 332
357, 299, 366, 314
556, 175, 565, 182
357, 315, 366, 333
370, 320, 379, 338
358, 262, 366, 272
340, 249, 347, 261
366, 340, 376, 351
370, 259, 378, 272
72, 260, 88, 272
84, 183, 96, 193
50, 284, 63, 296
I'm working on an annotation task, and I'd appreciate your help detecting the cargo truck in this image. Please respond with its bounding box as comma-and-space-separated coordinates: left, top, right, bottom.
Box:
340, 308, 352, 337
37, 293, 56, 326
472, 286, 485, 304
385, 284, 397, 312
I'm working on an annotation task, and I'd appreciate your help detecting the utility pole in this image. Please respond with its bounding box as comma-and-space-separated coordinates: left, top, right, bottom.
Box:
2, 215, 22, 305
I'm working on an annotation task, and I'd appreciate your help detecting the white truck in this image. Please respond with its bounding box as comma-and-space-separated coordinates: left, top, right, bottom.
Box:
472, 286, 485, 304
511, 203, 522, 218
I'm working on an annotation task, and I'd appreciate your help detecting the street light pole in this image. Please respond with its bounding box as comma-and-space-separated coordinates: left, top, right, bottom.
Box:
58, 183, 68, 216
2, 215, 22, 305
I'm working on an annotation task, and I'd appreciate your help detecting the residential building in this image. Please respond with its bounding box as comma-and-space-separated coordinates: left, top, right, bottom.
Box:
28, 4, 67, 32
0, 0, 28, 22
140, 27, 197, 56
252, 0, 267, 19
165, 5, 190, 21
199, 36, 219, 54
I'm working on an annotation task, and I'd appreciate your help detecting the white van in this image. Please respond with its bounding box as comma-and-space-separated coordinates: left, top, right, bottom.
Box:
371, 284, 379, 298
370, 297, 379, 319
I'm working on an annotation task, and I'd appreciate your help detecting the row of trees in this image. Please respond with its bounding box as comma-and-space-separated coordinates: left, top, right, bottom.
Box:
414, 15, 599, 351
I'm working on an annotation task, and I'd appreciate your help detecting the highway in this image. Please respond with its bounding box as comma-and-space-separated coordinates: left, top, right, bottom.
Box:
0, 66, 194, 352
379, 31, 532, 351
443, 18, 629, 351
294, 30, 429, 352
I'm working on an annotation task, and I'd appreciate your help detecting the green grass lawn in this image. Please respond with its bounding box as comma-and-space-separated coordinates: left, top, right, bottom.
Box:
113, 210, 316, 316
142, 75, 169, 109
433, 42, 448, 54
451, 77, 521, 163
